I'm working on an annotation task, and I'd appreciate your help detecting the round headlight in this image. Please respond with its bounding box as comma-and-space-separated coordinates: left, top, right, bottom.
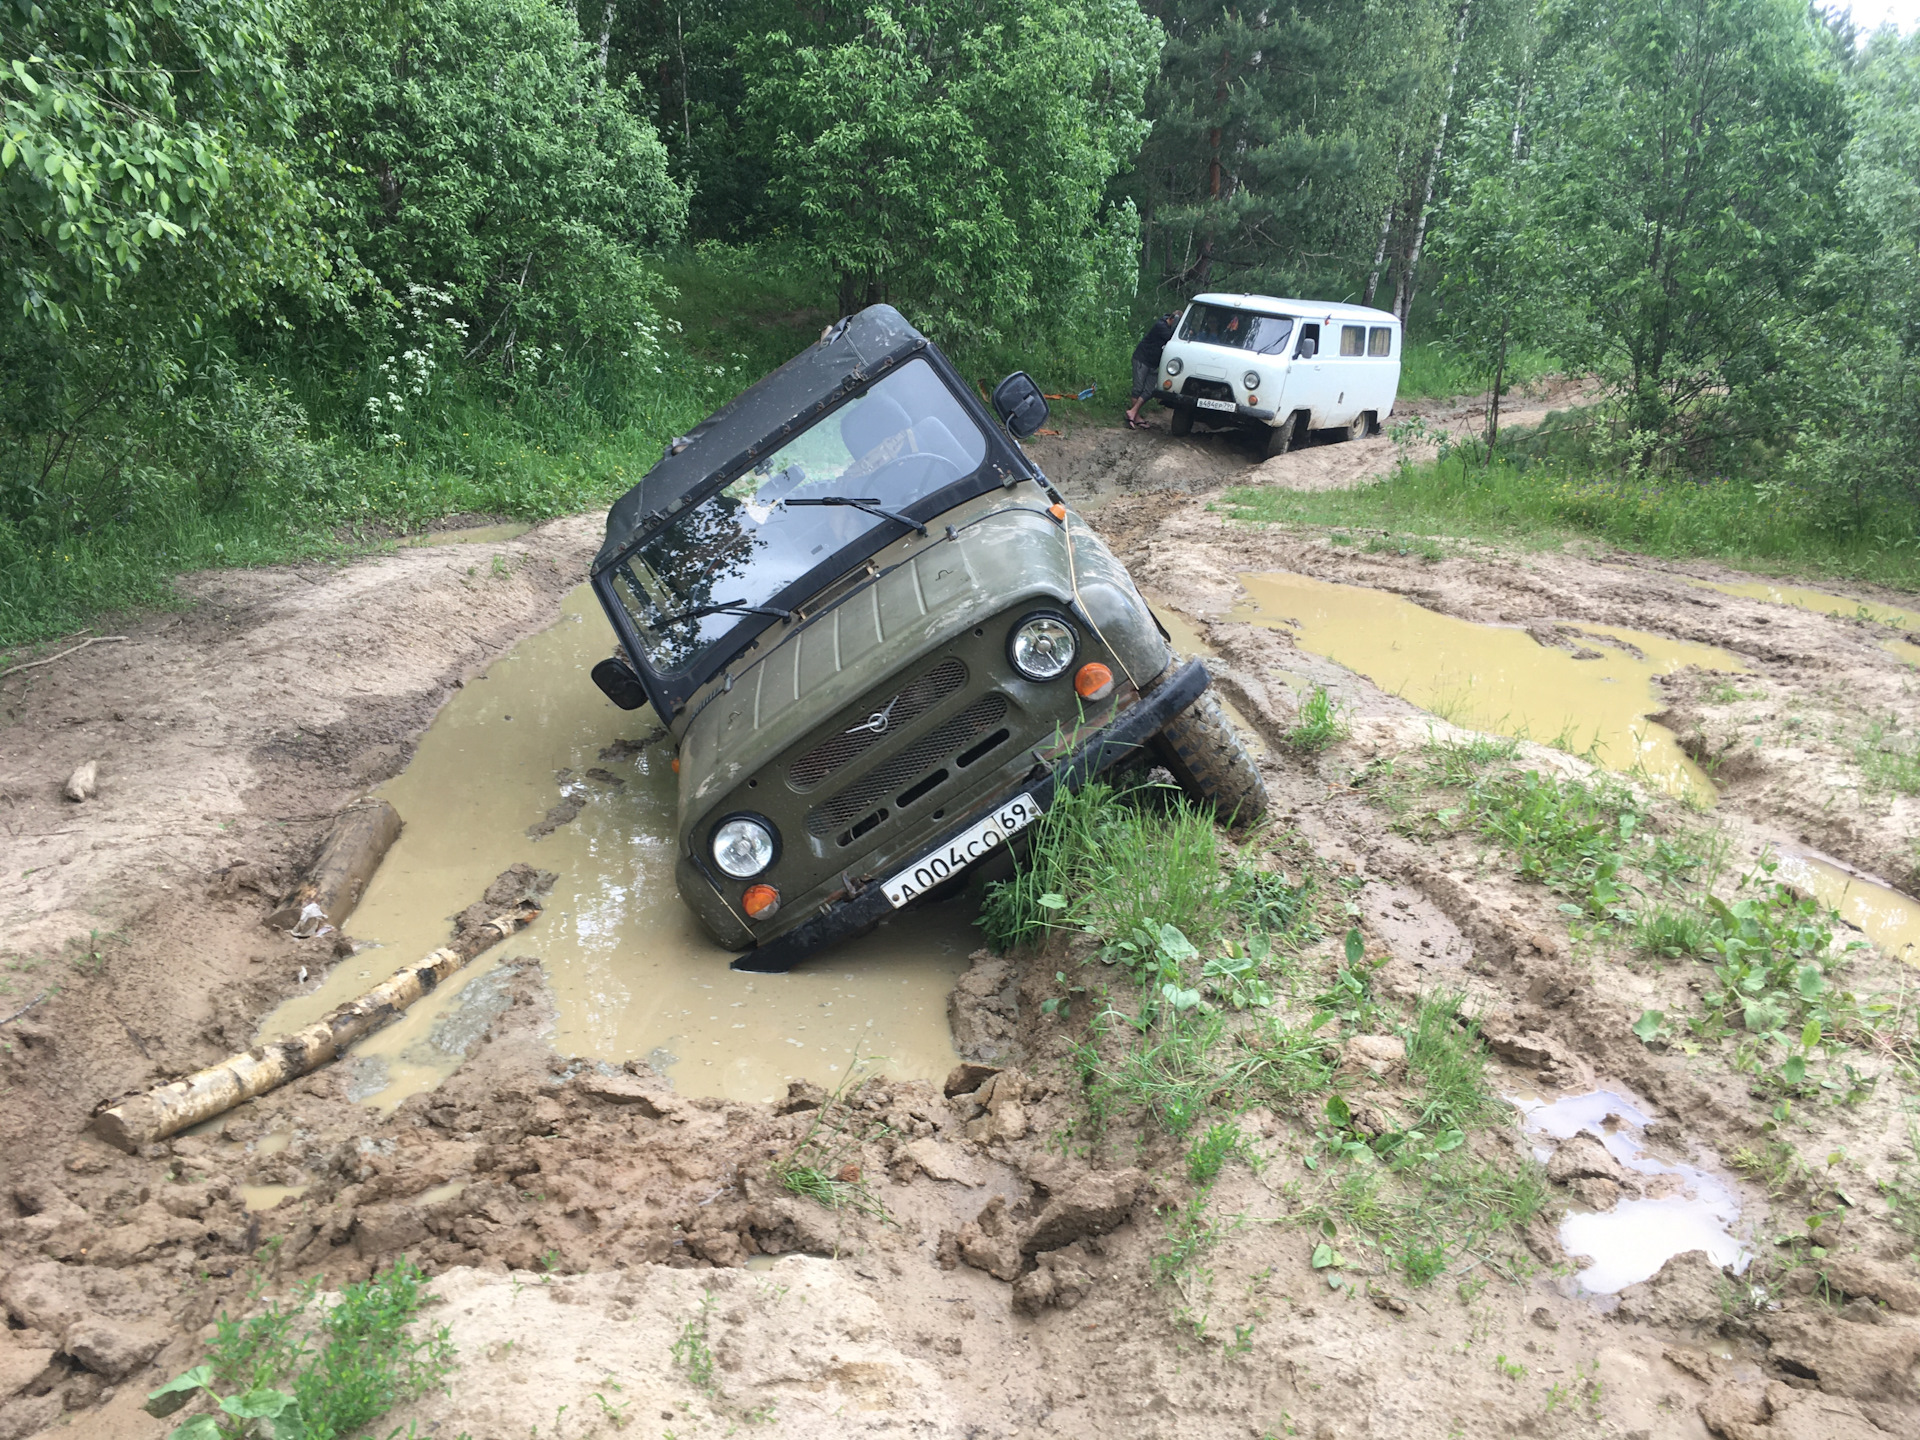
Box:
711, 816, 777, 878
1243, 369, 1261, 391
1009, 613, 1077, 681
1165, 356, 1184, 377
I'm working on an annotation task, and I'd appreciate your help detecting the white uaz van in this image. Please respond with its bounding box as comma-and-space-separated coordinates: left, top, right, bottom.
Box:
1154, 294, 1401, 457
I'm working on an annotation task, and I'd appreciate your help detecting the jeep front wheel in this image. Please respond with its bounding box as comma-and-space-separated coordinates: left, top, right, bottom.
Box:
1152, 690, 1268, 825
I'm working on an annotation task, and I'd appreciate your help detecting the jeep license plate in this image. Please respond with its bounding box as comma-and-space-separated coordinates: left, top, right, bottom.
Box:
883, 793, 1043, 908
1195, 397, 1236, 412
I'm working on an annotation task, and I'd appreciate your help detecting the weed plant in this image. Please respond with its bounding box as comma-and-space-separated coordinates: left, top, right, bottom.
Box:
768, 1070, 893, 1223
1856, 718, 1920, 797
1284, 686, 1350, 752
154, 1258, 454, 1440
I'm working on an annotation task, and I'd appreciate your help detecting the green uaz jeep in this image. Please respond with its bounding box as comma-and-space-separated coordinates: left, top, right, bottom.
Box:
588, 305, 1266, 972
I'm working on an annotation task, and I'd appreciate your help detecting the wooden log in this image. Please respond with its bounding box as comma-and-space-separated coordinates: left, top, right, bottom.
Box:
266, 797, 403, 933
90, 900, 539, 1152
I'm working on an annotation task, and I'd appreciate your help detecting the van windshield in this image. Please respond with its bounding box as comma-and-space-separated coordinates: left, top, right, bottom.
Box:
1179, 304, 1294, 356
605, 359, 988, 677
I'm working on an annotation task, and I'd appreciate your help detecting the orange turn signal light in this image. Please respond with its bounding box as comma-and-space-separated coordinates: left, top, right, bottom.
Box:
1247, 395, 1258, 405
743, 884, 781, 920
1048, 503, 1067, 521
1160, 380, 1172, 390
1074, 662, 1115, 702
671, 756, 679, 773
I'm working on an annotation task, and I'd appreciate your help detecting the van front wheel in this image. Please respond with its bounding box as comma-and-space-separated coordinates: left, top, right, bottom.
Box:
1152, 690, 1269, 826
1263, 414, 1297, 458
1169, 405, 1193, 437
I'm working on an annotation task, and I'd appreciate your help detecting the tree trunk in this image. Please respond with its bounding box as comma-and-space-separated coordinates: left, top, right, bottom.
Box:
265, 798, 402, 935
90, 901, 541, 1152
1397, 0, 1474, 325
598, 0, 615, 75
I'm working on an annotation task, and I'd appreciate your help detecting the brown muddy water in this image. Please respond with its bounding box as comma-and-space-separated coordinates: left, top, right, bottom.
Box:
257, 585, 970, 1108
1228, 572, 1744, 797
1514, 1089, 1748, 1297
1689, 577, 1920, 668
1775, 851, 1920, 971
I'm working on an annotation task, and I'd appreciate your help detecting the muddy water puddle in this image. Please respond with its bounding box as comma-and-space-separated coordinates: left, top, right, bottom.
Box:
1229, 572, 1744, 795
257, 585, 969, 1109
1689, 577, 1920, 668
1514, 1089, 1748, 1295
1775, 850, 1920, 970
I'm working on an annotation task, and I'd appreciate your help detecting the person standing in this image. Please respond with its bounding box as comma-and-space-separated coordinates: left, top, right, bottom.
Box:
1124, 311, 1180, 429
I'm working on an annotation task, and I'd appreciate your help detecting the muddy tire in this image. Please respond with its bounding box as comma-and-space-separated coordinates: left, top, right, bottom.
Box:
1263, 413, 1297, 458
1343, 412, 1370, 442
1152, 690, 1268, 825
1168, 405, 1193, 437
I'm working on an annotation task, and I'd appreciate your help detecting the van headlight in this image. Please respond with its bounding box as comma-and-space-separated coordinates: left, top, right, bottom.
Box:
1008, 613, 1077, 681
1165, 357, 1183, 377
1243, 369, 1261, 391
711, 815, 778, 878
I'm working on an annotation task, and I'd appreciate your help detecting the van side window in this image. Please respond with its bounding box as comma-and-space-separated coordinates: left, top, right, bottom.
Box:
1369, 327, 1393, 357
1340, 325, 1366, 357
1295, 323, 1320, 358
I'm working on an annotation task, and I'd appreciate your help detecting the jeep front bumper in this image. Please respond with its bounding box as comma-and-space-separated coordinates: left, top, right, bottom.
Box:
729, 657, 1212, 972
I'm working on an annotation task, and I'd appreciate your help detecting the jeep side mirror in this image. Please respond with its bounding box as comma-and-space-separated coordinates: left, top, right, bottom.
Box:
1296, 336, 1317, 359
592, 657, 650, 711
990, 371, 1049, 438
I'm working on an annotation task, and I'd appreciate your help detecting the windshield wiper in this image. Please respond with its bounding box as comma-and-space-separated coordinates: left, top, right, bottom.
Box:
657, 597, 792, 628
782, 495, 929, 535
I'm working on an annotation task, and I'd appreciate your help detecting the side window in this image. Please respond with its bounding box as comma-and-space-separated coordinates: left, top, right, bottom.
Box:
1295, 323, 1320, 358
1369, 327, 1393, 357
1340, 324, 1366, 357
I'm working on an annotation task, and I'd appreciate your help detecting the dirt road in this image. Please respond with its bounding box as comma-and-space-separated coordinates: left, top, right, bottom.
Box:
2, 410, 1917, 1439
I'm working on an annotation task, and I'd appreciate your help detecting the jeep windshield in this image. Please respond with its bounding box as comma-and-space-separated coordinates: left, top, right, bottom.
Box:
1178, 304, 1294, 355
604, 358, 989, 678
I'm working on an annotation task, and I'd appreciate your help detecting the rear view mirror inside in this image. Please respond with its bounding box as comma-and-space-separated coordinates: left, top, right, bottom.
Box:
991, 371, 1049, 437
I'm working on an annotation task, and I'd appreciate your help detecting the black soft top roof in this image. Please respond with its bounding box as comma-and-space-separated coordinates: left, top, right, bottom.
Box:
593, 305, 931, 575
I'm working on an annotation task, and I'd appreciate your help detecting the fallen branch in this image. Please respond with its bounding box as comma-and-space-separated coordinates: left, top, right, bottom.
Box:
90, 899, 540, 1152
0, 993, 48, 1027
0, 635, 128, 680
266, 798, 403, 934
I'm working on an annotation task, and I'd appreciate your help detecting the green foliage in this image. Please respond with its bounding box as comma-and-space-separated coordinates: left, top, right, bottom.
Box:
739, 0, 1156, 333
1284, 685, 1350, 753
0, 0, 323, 327
1855, 717, 1920, 796
286, 0, 689, 407
1531, 0, 1847, 441
979, 781, 1227, 952
1431, 77, 1572, 446
152, 1258, 453, 1440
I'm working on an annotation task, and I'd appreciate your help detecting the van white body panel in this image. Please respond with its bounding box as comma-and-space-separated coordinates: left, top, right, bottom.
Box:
1156, 293, 1401, 434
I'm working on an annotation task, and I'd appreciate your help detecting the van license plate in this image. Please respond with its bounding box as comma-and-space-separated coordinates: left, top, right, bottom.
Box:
883, 793, 1043, 907
1195, 397, 1236, 412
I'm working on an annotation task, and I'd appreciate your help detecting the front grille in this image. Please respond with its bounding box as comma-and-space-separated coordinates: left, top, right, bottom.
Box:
1181, 378, 1235, 404
787, 657, 967, 791
807, 692, 1010, 841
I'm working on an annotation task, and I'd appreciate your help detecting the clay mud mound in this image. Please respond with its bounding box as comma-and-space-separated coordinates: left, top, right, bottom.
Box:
1, 440, 1918, 1440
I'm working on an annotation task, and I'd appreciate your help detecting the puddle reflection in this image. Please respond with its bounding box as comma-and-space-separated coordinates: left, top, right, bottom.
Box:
258, 585, 968, 1108
1513, 1089, 1748, 1295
